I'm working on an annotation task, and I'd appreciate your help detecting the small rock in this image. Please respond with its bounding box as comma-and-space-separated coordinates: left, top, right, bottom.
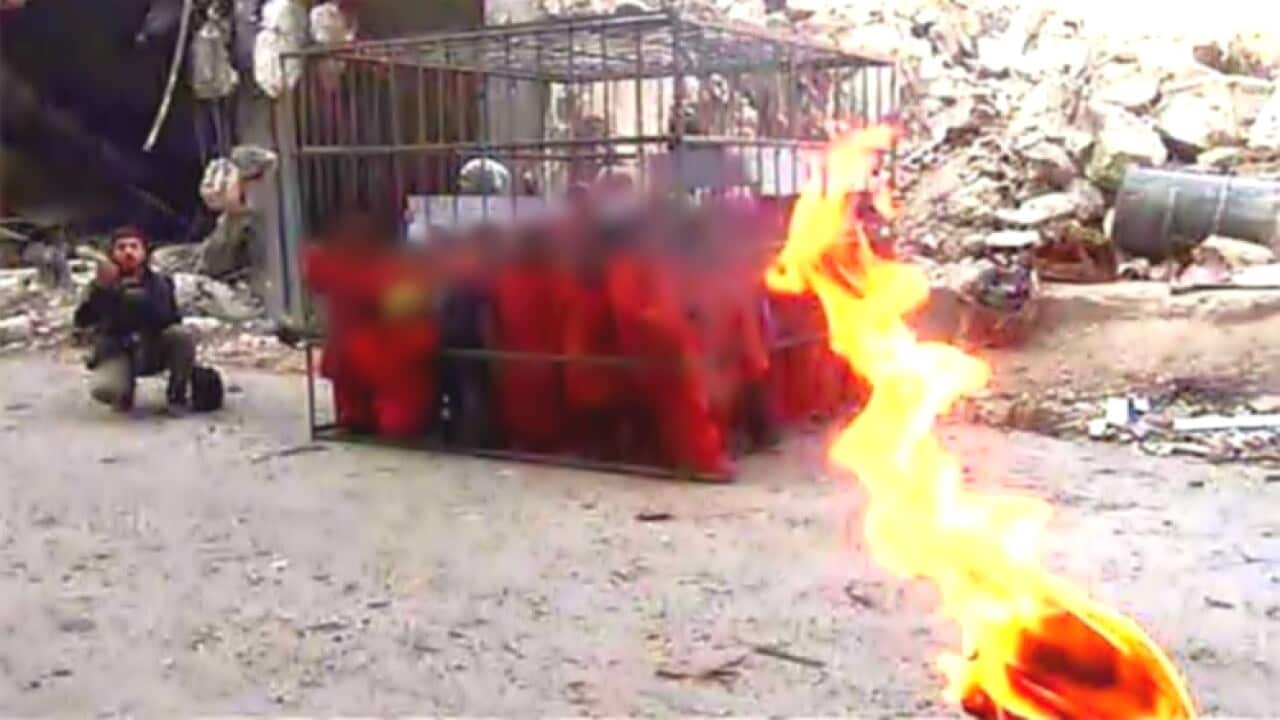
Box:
1197, 146, 1244, 169
1188, 479, 1206, 489
1093, 67, 1160, 110
198, 211, 255, 278
172, 273, 258, 321
1085, 103, 1168, 191
1087, 417, 1109, 439
150, 245, 200, 275
58, 616, 96, 634
1067, 179, 1106, 222
995, 192, 1077, 227
1200, 235, 1276, 269
0, 315, 34, 344
984, 230, 1040, 250
1019, 139, 1077, 189
635, 511, 674, 523
1157, 75, 1275, 152
183, 316, 226, 336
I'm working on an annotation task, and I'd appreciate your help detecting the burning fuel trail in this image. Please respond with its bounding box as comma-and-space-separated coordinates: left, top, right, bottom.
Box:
765, 126, 1197, 720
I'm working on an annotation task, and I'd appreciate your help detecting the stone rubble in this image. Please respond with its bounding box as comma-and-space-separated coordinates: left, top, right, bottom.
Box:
652, 0, 1280, 345
0, 241, 283, 369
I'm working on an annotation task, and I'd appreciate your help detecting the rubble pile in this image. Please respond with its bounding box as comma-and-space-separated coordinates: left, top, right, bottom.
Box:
0, 240, 281, 367
723, 0, 1278, 263
534, 0, 1280, 346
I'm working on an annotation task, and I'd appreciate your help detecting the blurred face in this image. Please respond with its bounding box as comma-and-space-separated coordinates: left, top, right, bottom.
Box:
110, 235, 146, 274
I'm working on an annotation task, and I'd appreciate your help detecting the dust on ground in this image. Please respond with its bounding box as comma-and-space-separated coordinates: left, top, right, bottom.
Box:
0, 354, 1276, 716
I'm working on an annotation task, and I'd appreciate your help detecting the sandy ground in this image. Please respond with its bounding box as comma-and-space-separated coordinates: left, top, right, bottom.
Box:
0, 354, 1276, 717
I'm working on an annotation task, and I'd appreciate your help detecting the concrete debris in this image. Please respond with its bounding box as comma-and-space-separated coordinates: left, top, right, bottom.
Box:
230, 145, 279, 180
1201, 235, 1277, 269
1084, 103, 1168, 191
173, 272, 261, 321
198, 211, 254, 278
150, 244, 202, 276
0, 314, 34, 344
182, 316, 225, 337
1197, 146, 1245, 169
983, 230, 1040, 250
1093, 65, 1161, 110
1018, 139, 1077, 189
617, 0, 1280, 273
995, 192, 1077, 227
1155, 75, 1275, 153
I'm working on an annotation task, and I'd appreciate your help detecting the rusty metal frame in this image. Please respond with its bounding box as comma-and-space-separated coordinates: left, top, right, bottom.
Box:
275, 9, 897, 479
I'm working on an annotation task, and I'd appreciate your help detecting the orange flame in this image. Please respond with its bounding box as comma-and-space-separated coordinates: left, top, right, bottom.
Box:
766, 127, 1196, 720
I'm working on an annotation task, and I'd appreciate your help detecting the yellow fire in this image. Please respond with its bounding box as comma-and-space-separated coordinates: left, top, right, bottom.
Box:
766, 126, 1196, 720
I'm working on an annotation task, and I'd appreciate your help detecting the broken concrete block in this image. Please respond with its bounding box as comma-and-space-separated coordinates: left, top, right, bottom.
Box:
1201, 235, 1276, 269
182, 316, 225, 337
995, 192, 1077, 226
1156, 74, 1276, 150
984, 230, 1041, 250
173, 273, 258, 321
0, 314, 33, 344
198, 211, 254, 278
1085, 103, 1167, 191
1019, 139, 1077, 189
1093, 66, 1160, 110
1067, 178, 1106, 222
1197, 146, 1244, 169
150, 244, 201, 276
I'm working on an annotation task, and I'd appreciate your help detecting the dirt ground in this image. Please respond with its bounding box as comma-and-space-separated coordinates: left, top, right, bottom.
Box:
0, 354, 1276, 717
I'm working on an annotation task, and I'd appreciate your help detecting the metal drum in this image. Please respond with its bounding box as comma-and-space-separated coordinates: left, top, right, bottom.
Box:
1111, 167, 1280, 260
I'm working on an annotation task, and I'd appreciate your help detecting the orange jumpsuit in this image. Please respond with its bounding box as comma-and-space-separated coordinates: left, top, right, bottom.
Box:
606, 249, 728, 476
558, 272, 623, 456
305, 245, 440, 438
492, 261, 565, 452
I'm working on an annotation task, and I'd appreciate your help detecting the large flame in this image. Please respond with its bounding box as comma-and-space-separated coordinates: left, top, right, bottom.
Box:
767, 127, 1196, 720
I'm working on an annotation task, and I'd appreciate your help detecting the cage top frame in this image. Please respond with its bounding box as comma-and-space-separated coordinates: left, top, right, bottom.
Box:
287, 9, 893, 83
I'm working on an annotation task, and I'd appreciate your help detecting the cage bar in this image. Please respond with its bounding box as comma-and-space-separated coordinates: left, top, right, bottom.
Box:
273, 9, 898, 480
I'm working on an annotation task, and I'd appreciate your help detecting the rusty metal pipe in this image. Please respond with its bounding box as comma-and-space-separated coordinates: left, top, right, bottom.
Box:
1112, 167, 1280, 261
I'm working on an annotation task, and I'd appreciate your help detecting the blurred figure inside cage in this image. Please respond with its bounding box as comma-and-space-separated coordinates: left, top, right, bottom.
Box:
552, 192, 624, 460
604, 198, 730, 478
491, 221, 567, 453
304, 212, 442, 438
438, 224, 499, 448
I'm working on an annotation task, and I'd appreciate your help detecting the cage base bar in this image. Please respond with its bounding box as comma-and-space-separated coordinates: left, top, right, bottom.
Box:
312, 424, 733, 483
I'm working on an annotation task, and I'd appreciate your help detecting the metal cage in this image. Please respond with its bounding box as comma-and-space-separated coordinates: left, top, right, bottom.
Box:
272, 9, 899, 479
